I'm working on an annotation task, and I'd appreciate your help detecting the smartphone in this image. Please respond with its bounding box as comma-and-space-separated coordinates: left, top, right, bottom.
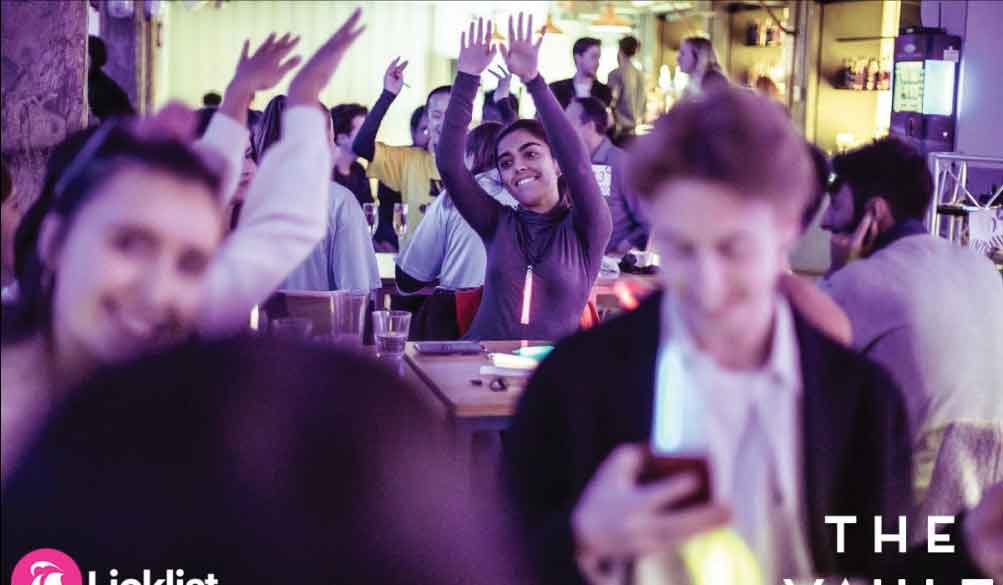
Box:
639, 448, 712, 509
414, 341, 484, 355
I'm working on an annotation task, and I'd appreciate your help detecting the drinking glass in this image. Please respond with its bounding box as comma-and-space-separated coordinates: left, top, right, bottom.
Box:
270, 317, 313, 341
393, 203, 408, 239
362, 202, 378, 236
372, 310, 411, 358
330, 290, 369, 348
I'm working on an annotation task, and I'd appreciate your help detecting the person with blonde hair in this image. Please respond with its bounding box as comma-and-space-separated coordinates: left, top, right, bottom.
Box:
677, 36, 727, 96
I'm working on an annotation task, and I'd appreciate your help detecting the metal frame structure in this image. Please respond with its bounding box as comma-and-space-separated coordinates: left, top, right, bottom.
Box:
927, 152, 1003, 246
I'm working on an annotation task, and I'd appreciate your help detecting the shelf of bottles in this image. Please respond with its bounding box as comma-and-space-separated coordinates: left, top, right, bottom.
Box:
835, 56, 891, 91
743, 17, 784, 48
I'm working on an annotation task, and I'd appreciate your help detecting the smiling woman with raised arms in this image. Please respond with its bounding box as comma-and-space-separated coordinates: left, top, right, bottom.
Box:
1, 11, 367, 483
436, 14, 612, 341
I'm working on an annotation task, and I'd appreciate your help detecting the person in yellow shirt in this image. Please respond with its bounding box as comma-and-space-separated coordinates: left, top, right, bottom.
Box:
352, 58, 450, 241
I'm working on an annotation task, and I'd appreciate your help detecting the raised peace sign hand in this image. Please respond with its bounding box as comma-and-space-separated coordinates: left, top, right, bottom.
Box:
499, 12, 544, 83
383, 56, 409, 96
457, 18, 497, 77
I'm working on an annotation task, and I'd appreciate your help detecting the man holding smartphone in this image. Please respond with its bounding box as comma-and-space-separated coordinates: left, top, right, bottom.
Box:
503, 89, 998, 584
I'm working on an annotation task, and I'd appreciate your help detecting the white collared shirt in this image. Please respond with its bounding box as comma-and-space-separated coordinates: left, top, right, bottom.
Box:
652, 294, 814, 581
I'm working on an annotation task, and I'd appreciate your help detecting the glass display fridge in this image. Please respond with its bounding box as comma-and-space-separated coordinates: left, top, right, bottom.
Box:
890, 26, 962, 157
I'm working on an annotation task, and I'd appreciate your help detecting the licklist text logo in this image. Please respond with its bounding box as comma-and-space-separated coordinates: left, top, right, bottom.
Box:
11, 550, 219, 585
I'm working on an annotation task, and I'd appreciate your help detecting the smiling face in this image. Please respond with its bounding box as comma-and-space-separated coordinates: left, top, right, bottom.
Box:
496, 128, 561, 212
48, 166, 222, 365
426, 92, 450, 153
575, 45, 601, 79
650, 178, 797, 346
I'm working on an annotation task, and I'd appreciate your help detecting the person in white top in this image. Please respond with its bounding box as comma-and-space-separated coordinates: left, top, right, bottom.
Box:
257, 94, 380, 292
396, 122, 517, 293
1, 12, 367, 483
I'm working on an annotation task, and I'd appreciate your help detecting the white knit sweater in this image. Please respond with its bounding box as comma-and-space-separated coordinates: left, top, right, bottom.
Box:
197, 107, 331, 335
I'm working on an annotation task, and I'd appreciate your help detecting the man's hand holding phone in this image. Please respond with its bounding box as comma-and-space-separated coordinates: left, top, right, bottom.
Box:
571, 443, 731, 578
830, 209, 879, 271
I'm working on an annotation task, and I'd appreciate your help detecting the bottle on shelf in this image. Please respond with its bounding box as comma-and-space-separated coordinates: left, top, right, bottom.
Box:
877, 56, 891, 90
852, 58, 866, 90
764, 20, 775, 47
758, 18, 768, 47
866, 58, 879, 90
839, 58, 851, 89
746, 19, 760, 46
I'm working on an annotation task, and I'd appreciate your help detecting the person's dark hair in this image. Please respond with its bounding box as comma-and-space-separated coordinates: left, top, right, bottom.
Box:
572, 97, 609, 134
426, 85, 452, 108
1, 336, 521, 583
1, 160, 11, 205
628, 86, 812, 220
6, 124, 221, 342
831, 137, 933, 223
195, 106, 217, 138
573, 37, 601, 57
466, 122, 503, 176
410, 105, 427, 134
87, 35, 107, 70
202, 92, 223, 107
331, 103, 368, 142
619, 36, 640, 58
803, 142, 830, 231
495, 119, 550, 160
481, 91, 520, 123
253, 94, 287, 164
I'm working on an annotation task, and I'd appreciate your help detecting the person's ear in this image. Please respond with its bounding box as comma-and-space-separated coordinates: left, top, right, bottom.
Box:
37, 216, 64, 272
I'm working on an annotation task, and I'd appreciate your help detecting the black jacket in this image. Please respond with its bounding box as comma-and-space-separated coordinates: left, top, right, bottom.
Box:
504, 291, 986, 584
549, 78, 613, 110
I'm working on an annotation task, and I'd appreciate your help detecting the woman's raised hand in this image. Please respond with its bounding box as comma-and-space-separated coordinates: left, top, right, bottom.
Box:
457, 17, 497, 77
499, 12, 543, 83
288, 8, 365, 107
230, 33, 302, 96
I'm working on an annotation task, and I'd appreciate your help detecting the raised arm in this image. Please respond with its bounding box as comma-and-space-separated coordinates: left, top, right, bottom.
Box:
197, 34, 302, 207
501, 14, 611, 256
352, 57, 407, 161
201, 10, 366, 335
436, 19, 504, 240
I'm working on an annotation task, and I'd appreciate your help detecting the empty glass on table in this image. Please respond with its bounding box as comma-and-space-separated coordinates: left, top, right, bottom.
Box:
330, 290, 369, 347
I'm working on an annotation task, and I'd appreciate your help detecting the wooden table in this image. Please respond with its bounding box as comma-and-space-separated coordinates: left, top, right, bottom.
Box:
404, 340, 550, 469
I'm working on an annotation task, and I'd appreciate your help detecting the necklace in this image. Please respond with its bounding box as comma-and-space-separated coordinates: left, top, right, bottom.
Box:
514, 208, 564, 325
